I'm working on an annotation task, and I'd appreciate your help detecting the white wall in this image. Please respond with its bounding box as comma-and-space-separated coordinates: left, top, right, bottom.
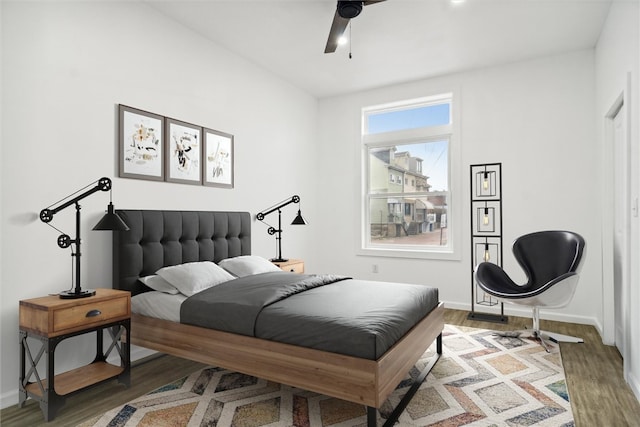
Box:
316, 50, 600, 324
595, 0, 640, 401
0, 1, 318, 408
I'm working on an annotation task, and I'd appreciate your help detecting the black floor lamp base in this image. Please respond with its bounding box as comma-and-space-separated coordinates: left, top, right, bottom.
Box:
59, 289, 96, 299
467, 311, 508, 324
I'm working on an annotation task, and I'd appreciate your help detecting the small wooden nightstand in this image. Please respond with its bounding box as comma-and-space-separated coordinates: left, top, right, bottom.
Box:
272, 259, 305, 274
18, 288, 131, 421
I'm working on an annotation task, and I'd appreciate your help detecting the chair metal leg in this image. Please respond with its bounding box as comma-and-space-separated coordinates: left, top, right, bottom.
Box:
532, 330, 551, 353
531, 307, 583, 351
532, 307, 540, 334
528, 307, 545, 350
494, 307, 583, 352
540, 331, 584, 344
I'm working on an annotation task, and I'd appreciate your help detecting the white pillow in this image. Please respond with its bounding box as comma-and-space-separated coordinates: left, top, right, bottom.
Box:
218, 255, 281, 277
138, 275, 179, 294
156, 261, 235, 296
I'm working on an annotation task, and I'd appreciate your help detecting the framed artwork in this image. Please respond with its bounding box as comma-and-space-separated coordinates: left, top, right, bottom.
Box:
203, 128, 234, 188
119, 105, 164, 181
165, 118, 202, 185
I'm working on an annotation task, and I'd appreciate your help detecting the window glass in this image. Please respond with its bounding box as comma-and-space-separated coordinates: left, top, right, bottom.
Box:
362, 95, 453, 255
368, 196, 449, 247
369, 140, 448, 193
367, 103, 450, 134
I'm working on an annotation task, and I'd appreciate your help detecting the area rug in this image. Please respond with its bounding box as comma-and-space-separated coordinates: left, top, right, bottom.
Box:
79, 325, 574, 427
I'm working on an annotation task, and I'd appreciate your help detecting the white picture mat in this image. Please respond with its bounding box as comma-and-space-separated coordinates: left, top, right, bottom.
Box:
204, 129, 233, 187
167, 121, 201, 183
122, 110, 163, 177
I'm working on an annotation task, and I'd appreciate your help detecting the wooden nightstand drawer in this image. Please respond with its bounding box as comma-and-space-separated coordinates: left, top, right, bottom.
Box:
272, 259, 304, 274
52, 297, 129, 332
20, 289, 131, 337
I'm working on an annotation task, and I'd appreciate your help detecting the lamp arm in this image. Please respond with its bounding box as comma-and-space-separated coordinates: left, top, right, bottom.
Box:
256, 195, 300, 220
40, 177, 112, 223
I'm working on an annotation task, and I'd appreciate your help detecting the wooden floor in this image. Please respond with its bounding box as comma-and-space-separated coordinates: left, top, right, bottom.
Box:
2, 308, 639, 426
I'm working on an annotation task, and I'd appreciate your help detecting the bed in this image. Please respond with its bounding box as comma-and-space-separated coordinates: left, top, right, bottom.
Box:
112, 210, 444, 427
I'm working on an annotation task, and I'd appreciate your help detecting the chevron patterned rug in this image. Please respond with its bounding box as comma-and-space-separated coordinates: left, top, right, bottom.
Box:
80, 325, 574, 426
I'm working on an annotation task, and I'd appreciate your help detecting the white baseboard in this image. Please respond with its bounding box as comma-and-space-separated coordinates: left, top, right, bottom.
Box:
442, 299, 603, 340
628, 369, 640, 404
0, 390, 18, 411
1, 346, 159, 410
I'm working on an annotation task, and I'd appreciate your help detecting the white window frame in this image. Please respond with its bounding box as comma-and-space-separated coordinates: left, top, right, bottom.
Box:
358, 92, 461, 260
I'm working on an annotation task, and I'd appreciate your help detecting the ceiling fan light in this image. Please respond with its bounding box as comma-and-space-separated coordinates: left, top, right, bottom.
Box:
325, 0, 385, 54
338, 35, 348, 45
338, 1, 363, 19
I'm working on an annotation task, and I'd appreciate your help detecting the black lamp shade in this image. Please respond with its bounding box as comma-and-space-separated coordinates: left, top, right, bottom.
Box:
291, 209, 307, 225
93, 202, 129, 231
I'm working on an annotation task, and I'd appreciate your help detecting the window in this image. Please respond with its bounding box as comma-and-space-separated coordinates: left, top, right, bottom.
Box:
361, 93, 457, 258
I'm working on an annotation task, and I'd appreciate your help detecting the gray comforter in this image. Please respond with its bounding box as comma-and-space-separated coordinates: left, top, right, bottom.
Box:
181, 271, 439, 360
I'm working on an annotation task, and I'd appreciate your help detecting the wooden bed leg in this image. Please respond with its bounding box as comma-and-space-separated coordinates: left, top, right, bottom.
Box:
377, 332, 443, 427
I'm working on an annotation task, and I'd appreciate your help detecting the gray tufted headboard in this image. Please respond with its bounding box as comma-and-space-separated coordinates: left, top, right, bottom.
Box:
113, 210, 251, 295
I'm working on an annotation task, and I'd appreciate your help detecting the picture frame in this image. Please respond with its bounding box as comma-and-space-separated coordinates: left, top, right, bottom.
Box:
165, 118, 202, 185
118, 105, 165, 181
203, 128, 234, 188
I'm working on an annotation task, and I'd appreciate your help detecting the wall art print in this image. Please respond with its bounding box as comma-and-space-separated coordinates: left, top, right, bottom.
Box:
166, 118, 202, 185
118, 105, 164, 181
203, 128, 234, 188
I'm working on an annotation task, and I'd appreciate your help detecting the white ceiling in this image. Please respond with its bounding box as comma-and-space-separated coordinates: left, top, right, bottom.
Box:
146, 0, 613, 98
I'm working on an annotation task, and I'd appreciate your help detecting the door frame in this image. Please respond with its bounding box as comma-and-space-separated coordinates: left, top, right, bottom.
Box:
602, 73, 632, 381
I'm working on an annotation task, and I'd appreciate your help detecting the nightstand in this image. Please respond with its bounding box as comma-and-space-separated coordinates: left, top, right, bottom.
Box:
272, 259, 305, 273
18, 288, 131, 421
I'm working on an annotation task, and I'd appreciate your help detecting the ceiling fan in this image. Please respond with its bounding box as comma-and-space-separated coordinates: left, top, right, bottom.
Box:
324, 0, 386, 54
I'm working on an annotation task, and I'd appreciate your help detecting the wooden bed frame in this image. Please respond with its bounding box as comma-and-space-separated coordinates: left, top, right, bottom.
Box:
113, 210, 443, 426
129, 303, 443, 408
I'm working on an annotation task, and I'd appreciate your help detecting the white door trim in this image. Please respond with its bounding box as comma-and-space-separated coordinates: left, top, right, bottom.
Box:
602, 72, 632, 382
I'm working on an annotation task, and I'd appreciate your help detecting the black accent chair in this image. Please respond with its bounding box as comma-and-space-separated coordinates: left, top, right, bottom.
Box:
475, 230, 586, 351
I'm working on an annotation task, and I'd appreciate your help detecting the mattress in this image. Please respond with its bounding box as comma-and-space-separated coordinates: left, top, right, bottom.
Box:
132, 290, 187, 322
133, 271, 439, 360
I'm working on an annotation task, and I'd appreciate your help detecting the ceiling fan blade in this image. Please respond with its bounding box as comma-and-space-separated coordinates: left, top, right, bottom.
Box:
324, 10, 350, 53
363, 0, 386, 5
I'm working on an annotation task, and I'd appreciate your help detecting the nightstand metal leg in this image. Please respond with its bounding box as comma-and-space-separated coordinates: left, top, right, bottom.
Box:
94, 328, 105, 362
118, 321, 131, 387
21, 334, 47, 398
103, 322, 131, 387
45, 336, 66, 422
18, 331, 27, 408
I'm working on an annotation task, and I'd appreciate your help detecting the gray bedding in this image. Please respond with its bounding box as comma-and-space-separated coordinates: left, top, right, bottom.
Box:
180, 271, 439, 360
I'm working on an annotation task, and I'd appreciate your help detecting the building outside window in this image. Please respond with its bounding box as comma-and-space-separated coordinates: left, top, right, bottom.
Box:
361, 93, 455, 258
